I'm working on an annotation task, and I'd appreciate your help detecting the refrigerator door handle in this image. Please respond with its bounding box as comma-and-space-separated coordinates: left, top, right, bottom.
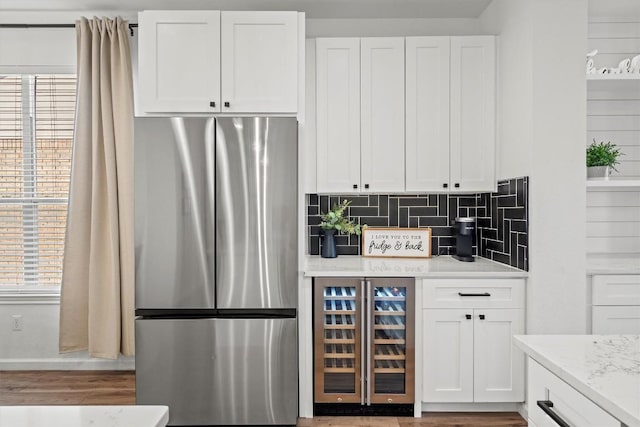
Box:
204, 118, 216, 302
360, 280, 366, 406
366, 279, 373, 406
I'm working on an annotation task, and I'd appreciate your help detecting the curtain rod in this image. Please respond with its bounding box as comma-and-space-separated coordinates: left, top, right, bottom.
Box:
0, 23, 138, 36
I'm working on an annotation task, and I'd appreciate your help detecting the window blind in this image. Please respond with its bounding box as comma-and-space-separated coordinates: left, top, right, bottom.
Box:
0, 75, 76, 288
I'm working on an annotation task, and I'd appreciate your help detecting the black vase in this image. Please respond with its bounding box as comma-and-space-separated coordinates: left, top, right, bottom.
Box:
321, 229, 338, 258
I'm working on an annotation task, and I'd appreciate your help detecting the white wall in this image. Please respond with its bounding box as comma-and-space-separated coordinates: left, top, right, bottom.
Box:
481, 0, 588, 334
0, 298, 134, 369
586, 18, 640, 254
306, 18, 486, 38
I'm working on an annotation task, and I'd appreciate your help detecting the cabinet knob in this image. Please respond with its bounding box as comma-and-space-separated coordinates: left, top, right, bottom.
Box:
387, 398, 393, 403
337, 397, 343, 402
364, 184, 369, 189
224, 101, 230, 107
443, 183, 448, 188
209, 101, 216, 108
465, 314, 472, 320
353, 184, 358, 189
454, 183, 460, 188
479, 314, 485, 320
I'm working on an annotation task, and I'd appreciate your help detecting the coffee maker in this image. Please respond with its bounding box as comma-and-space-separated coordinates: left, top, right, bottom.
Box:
453, 217, 475, 262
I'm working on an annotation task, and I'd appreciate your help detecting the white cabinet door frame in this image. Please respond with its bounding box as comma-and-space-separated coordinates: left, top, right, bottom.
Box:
220, 11, 298, 113
360, 37, 405, 193
422, 308, 474, 402
473, 308, 525, 402
139, 10, 221, 113
316, 38, 361, 193
450, 36, 496, 193
405, 37, 450, 192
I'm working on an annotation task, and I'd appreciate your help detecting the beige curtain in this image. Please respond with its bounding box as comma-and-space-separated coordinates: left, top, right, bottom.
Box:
59, 17, 134, 359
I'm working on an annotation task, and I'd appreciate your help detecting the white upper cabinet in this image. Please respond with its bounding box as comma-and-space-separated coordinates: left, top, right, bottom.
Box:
220, 12, 298, 113
139, 11, 221, 113
360, 38, 405, 193
316, 38, 361, 194
450, 36, 496, 193
314, 35, 496, 194
405, 37, 450, 192
138, 10, 299, 114
406, 36, 495, 193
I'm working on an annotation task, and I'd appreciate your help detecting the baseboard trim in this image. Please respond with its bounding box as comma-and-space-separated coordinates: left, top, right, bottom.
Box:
517, 402, 528, 421
421, 402, 523, 412
0, 358, 135, 370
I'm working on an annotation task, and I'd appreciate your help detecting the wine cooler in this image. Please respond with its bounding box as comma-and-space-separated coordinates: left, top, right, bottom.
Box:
313, 277, 415, 415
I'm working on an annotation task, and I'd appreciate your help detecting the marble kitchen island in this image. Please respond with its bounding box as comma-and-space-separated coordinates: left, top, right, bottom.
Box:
0, 405, 169, 427
515, 335, 640, 427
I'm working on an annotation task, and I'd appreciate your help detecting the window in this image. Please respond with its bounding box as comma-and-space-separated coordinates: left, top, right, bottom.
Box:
0, 75, 76, 289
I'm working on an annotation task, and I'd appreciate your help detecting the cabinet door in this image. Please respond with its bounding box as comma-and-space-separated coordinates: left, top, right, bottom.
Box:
360, 38, 405, 193
592, 306, 640, 334
314, 278, 364, 404
316, 38, 361, 193
473, 308, 524, 402
220, 11, 298, 113
369, 278, 415, 404
422, 309, 473, 402
138, 11, 220, 113
405, 37, 450, 192
450, 36, 496, 193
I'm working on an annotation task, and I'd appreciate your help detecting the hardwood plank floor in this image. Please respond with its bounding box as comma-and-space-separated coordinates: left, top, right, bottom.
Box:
0, 371, 527, 426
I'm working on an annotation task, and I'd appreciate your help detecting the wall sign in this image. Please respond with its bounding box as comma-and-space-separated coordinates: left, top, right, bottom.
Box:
361, 227, 432, 258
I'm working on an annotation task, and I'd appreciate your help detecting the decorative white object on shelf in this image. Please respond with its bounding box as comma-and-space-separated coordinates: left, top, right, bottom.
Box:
617, 58, 631, 73
586, 49, 597, 74
631, 54, 640, 73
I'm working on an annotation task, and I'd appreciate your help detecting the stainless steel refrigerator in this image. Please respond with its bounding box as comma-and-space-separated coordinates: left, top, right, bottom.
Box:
134, 117, 298, 426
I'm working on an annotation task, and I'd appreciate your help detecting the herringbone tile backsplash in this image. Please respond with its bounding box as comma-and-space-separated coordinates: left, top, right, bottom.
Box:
307, 176, 529, 271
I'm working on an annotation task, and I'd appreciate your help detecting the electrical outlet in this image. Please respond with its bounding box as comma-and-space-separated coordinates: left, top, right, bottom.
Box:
11, 315, 23, 331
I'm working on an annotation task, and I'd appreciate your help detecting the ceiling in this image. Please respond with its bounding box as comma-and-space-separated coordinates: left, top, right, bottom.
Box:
0, 0, 493, 19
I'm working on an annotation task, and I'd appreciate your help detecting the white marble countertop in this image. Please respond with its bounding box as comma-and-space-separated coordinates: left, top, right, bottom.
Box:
0, 405, 169, 427
514, 335, 640, 427
304, 255, 528, 278
587, 253, 640, 275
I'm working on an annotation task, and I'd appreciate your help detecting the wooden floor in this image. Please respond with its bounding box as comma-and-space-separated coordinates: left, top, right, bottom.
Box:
0, 371, 526, 427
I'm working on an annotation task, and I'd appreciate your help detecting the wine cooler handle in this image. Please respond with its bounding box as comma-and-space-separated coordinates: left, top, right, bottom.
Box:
360, 280, 366, 406
366, 279, 372, 406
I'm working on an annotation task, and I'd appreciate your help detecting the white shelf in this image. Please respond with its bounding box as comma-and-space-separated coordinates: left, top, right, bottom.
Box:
587, 73, 640, 81
587, 178, 640, 189
587, 74, 640, 91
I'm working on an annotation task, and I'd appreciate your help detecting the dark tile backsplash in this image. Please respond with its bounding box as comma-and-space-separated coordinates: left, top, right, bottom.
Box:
477, 177, 529, 271
307, 176, 529, 271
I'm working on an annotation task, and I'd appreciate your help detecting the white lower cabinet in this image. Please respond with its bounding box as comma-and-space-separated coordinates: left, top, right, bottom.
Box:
591, 274, 640, 334
421, 279, 525, 403
528, 358, 620, 427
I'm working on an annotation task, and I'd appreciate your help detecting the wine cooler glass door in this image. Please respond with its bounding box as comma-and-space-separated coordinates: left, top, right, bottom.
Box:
369, 278, 415, 404
313, 278, 363, 403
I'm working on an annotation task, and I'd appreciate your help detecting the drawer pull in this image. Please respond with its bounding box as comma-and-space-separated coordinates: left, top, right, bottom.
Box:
458, 292, 491, 297
537, 400, 571, 427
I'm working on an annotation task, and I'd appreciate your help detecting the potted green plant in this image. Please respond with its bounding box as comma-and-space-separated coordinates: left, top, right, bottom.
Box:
587, 139, 622, 179
319, 200, 365, 258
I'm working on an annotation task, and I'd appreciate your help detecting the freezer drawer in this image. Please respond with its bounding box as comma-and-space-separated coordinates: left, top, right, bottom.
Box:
136, 317, 297, 426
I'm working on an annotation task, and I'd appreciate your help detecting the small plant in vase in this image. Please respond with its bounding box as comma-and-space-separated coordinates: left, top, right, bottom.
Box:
319, 200, 365, 258
587, 139, 622, 180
